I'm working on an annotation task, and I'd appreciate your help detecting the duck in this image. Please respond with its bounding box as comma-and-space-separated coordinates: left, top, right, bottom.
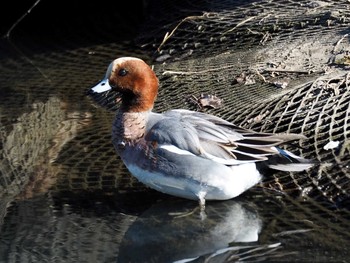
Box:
90, 56, 314, 207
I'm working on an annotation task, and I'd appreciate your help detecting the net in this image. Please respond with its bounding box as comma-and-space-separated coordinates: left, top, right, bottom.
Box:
131, 0, 350, 206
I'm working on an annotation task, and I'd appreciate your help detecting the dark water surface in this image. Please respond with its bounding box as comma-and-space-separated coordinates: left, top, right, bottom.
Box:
0, 1, 350, 262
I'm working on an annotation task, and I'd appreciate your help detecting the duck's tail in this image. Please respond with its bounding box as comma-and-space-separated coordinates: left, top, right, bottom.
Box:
262, 147, 316, 172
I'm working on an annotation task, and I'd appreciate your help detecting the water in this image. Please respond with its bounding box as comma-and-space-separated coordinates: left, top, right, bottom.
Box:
0, 1, 350, 262
1, 188, 349, 262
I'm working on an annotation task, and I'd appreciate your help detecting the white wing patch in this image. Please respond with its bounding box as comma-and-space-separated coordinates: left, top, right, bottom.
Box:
159, 144, 196, 156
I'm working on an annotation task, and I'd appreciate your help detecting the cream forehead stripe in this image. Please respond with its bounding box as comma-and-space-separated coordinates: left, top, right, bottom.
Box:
115, 57, 143, 64
109, 57, 144, 75
92, 57, 143, 93
113, 57, 143, 69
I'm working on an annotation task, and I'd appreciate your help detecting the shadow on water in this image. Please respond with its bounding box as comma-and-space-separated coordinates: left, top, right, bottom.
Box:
118, 198, 265, 262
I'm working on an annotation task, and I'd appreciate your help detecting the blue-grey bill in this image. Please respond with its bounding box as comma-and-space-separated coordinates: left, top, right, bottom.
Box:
91, 79, 112, 93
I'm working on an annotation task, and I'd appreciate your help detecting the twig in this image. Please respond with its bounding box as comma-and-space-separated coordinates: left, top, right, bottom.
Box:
3, 0, 52, 84
157, 12, 217, 52
221, 16, 256, 35
262, 68, 323, 74
332, 33, 349, 54
255, 69, 267, 82
4, 0, 42, 39
162, 64, 235, 75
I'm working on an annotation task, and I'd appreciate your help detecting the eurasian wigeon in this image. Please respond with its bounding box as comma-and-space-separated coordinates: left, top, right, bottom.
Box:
90, 57, 314, 207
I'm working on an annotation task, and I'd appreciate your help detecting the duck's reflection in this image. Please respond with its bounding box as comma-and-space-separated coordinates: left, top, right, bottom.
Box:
118, 198, 262, 262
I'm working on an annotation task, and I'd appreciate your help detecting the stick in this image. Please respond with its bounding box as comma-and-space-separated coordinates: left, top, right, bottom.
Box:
262, 68, 324, 74
162, 64, 235, 75
157, 12, 217, 52
4, 0, 42, 39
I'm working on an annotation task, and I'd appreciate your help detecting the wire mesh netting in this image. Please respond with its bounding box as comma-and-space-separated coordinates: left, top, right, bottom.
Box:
136, 0, 350, 205
89, 0, 350, 206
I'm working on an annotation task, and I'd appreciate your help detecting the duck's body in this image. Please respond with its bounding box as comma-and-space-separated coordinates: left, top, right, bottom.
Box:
112, 109, 263, 203
90, 57, 314, 205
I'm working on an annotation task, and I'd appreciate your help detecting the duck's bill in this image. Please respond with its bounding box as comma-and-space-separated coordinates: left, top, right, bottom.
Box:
91, 79, 112, 93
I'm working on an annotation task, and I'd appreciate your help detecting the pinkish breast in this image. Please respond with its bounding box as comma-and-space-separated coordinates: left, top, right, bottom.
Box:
112, 110, 149, 151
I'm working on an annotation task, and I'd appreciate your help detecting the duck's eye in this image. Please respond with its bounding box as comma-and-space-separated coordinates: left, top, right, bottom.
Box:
118, 68, 128, 77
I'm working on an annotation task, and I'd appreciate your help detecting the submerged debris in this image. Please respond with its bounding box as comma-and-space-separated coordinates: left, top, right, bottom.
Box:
232, 72, 256, 85
155, 54, 172, 62
188, 93, 223, 110
272, 79, 289, 89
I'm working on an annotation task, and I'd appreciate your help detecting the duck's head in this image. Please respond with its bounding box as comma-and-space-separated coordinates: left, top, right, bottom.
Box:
91, 57, 159, 112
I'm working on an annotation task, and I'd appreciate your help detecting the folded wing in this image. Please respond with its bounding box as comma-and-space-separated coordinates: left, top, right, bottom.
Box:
145, 109, 312, 169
